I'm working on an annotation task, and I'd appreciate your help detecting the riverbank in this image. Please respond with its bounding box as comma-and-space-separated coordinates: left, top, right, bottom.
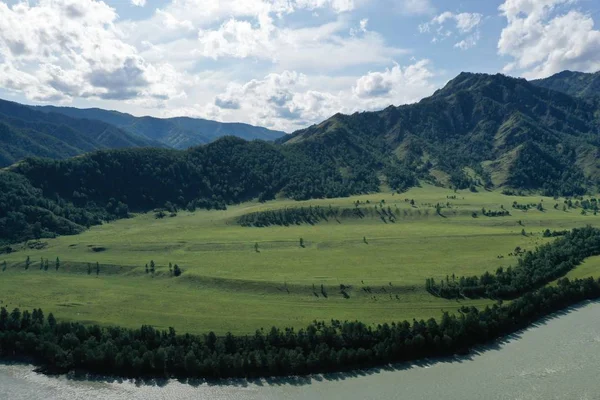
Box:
2, 300, 600, 399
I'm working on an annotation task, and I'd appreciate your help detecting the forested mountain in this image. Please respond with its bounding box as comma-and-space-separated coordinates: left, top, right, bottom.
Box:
34, 105, 286, 149
531, 70, 600, 99
282, 72, 600, 195
0, 99, 161, 168
2, 71, 600, 245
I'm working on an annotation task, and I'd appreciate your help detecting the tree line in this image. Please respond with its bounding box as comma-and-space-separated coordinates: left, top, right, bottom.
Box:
426, 226, 600, 299
1, 276, 599, 379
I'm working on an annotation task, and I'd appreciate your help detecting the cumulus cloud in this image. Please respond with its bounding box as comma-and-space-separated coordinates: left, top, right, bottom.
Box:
0, 0, 184, 104
419, 11, 483, 50
209, 71, 342, 130
498, 0, 600, 78
131, 0, 146, 6
352, 60, 436, 105
207, 60, 437, 131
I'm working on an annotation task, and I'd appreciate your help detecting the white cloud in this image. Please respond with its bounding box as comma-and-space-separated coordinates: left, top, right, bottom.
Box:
396, 0, 435, 15
131, 0, 146, 6
419, 11, 483, 50
206, 60, 437, 131
352, 60, 436, 105
0, 0, 184, 105
194, 15, 403, 71
498, 0, 600, 78
0, 0, 426, 132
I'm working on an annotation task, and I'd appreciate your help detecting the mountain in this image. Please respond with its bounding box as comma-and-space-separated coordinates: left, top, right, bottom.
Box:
34, 106, 287, 149
0, 98, 161, 168
531, 70, 600, 99
282, 72, 600, 195
2, 71, 600, 246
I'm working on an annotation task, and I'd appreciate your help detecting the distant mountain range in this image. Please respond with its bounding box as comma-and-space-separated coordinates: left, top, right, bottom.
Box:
0, 98, 285, 168
0, 99, 162, 168
34, 105, 286, 150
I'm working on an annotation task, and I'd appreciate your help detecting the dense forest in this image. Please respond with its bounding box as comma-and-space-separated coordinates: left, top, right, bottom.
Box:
1, 276, 599, 379
0, 136, 376, 245
426, 226, 600, 299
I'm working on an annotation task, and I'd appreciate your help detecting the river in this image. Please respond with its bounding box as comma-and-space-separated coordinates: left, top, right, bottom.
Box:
1, 301, 599, 400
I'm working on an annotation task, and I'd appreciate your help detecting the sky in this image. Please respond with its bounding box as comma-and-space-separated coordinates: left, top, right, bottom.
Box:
1, 0, 600, 132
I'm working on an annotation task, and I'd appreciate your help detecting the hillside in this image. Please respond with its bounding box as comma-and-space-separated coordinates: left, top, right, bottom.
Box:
2, 71, 600, 246
531, 70, 600, 99
34, 105, 286, 149
0, 98, 161, 168
283, 72, 600, 195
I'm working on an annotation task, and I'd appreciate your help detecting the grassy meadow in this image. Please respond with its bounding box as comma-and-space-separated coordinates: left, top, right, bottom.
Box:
1, 185, 600, 335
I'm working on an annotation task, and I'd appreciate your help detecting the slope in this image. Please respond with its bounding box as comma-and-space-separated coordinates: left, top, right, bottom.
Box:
283, 72, 600, 195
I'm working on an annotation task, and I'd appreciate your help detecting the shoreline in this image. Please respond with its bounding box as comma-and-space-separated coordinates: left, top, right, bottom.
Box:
2, 298, 598, 388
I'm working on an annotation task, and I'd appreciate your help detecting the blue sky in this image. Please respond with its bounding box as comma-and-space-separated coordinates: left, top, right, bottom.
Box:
1, 0, 600, 132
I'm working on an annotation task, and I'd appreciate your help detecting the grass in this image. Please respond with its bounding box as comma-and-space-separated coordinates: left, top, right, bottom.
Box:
1, 184, 600, 335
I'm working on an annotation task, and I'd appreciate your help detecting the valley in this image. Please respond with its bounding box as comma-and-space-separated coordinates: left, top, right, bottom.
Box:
1, 185, 599, 335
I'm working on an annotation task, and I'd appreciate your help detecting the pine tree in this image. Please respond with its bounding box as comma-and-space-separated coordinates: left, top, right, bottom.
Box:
145, 264, 149, 274
150, 260, 155, 275
299, 238, 304, 248
96, 262, 100, 276
169, 262, 173, 276
25, 256, 30, 270
44, 259, 49, 271
87, 263, 91, 275
55, 257, 60, 271
2, 261, 6, 272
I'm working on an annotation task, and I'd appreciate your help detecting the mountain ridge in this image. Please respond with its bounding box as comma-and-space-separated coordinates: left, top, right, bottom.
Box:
34, 105, 287, 149
0, 98, 163, 168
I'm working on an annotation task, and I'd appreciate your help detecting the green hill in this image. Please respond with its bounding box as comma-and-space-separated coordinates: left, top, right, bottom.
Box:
531, 70, 600, 99
34, 105, 286, 149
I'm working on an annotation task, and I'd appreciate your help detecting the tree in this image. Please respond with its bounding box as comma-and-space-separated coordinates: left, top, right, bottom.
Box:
173, 264, 182, 277
47, 312, 56, 328
25, 256, 30, 270
521, 229, 527, 236
44, 259, 49, 271
40, 257, 44, 270
2, 261, 6, 272
55, 257, 60, 271
169, 262, 173, 276
255, 242, 259, 253
87, 263, 91, 275
145, 264, 149, 274
299, 238, 304, 248
96, 262, 100, 276
150, 260, 155, 275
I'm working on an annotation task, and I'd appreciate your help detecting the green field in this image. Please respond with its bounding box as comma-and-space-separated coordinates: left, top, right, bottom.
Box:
1, 185, 599, 334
